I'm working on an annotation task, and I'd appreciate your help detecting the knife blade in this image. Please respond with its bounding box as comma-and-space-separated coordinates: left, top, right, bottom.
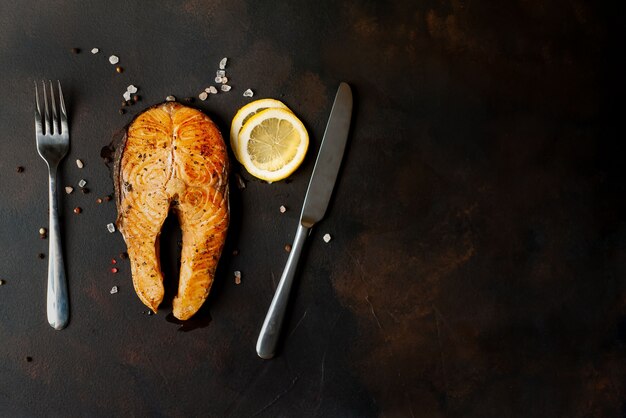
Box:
256, 82, 353, 359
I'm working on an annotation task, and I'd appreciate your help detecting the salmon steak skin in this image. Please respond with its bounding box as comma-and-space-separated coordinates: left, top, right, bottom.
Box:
113, 102, 229, 320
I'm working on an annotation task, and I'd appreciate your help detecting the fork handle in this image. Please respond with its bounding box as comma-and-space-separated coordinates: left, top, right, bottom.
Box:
47, 167, 69, 330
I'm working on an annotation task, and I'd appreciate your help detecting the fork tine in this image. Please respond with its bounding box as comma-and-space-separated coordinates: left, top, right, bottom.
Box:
35, 81, 43, 136
49, 80, 59, 135
42, 81, 51, 136
57, 81, 68, 134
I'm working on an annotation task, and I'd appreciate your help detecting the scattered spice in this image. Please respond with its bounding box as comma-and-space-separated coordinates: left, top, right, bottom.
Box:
232, 249, 239, 256
120, 252, 128, 260
65, 186, 73, 194
323, 233, 332, 243
234, 271, 242, 285
0, 279, 5, 286
38, 253, 45, 259
243, 89, 254, 98
121, 101, 127, 107
91, 48, 99, 54
96, 198, 103, 204
16, 166, 24, 173
279, 205, 287, 213
109, 55, 119, 64
116, 66, 124, 73
78, 179, 87, 188
111, 258, 117, 264
111, 268, 118, 275
73, 207, 82, 214
81, 187, 90, 194
110, 285, 118, 293
166, 95, 176, 102
147, 310, 153, 316
71, 48, 80, 54
119, 109, 126, 115
133, 95, 140, 102
184, 97, 194, 103
104, 195, 112, 202
26, 356, 33, 362
39, 228, 47, 235
76, 159, 84, 168
106, 223, 116, 233
284, 244, 292, 252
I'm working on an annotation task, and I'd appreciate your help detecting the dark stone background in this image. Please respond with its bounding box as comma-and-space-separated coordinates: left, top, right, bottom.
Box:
0, 1, 624, 416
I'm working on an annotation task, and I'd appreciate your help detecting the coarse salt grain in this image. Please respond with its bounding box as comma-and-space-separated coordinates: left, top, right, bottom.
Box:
208, 86, 218, 94
166, 95, 176, 102
65, 186, 73, 194
127, 85, 138, 94
76, 159, 84, 169
109, 55, 119, 64
91, 48, 99, 54
221, 84, 231, 92
78, 179, 87, 188
214, 76, 223, 84
279, 205, 287, 213
219, 57, 227, 69
323, 233, 332, 243
198, 92, 208, 101
110, 286, 118, 294
243, 89, 254, 97
216, 70, 226, 77
106, 223, 116, 233
235, 173, 246, 189
220, 77, 228, 84
39, 228, 47, 235
123, 91, 131, 101
234, 270, 241, 285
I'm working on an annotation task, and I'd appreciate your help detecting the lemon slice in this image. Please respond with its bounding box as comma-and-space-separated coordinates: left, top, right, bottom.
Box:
237, 108, 309, 182
230, 99, 291, 162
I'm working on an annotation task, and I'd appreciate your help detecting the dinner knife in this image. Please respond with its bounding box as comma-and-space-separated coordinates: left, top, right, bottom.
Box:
256, 82, 353, 359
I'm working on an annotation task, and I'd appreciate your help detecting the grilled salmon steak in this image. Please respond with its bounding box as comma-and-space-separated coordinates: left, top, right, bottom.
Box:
114, 102, 229, 320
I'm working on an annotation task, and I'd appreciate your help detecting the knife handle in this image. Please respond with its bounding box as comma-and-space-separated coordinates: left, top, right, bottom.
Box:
256, 224, 309, 359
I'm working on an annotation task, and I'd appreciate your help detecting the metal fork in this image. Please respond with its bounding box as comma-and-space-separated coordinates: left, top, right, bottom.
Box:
35, 80, 70, 330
